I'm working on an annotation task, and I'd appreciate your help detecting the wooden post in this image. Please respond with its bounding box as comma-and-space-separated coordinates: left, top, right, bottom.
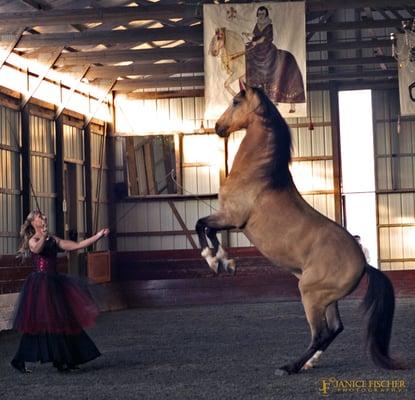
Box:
174, 133, 183, 194
125, 137, 139, 195
106, 93, 117, 251
21, 105, 30, 217
54, 114, 65, 237
84, 121, 93, 239
329, 82, 343, 225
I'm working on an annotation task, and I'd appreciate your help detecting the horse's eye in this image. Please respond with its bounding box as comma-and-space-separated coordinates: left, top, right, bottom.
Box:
232, 98, 239, 107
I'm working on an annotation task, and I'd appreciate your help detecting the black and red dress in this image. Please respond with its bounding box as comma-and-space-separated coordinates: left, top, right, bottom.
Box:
12, 237, 101, 367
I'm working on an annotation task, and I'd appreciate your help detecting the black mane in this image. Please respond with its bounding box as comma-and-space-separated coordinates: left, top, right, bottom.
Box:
252, 87, 292, 188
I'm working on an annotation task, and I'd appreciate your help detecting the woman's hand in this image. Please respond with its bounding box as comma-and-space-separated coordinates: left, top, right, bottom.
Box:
96, 228, 110, 240
41, 217, 48, 237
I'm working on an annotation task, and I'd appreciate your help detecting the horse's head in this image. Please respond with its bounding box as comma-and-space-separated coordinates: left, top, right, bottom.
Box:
209, 28, 225, 57
215, 84, 261, 137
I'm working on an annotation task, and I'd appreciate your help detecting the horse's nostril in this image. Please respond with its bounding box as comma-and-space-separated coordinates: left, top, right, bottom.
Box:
215, 123, 228, 137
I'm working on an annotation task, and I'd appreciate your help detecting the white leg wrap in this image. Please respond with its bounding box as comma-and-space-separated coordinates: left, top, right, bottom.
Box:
303, 350, 323, 370
216, 246, 236, 274
216, 245, 227, 260
201, 247, 219, 273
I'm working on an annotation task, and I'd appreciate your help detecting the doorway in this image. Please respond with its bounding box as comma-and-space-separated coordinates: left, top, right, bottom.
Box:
339, 90, 378, 268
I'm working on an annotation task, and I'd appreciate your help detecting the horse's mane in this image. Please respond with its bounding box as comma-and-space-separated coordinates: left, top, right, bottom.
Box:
252, 87, 292, 188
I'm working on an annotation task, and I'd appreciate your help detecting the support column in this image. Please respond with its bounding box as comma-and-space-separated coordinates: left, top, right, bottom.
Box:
329, 82, 343, 225
84, 121, 93, 239
54, 115, 65, 237
21, 105, 30, 217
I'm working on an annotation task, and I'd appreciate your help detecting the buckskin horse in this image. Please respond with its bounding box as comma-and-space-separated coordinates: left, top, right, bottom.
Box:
195, 84, 406, 374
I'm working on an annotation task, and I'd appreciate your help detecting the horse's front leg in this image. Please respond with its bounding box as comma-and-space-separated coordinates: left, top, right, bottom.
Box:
196, 213, 236, 275
224, 74, 237, 97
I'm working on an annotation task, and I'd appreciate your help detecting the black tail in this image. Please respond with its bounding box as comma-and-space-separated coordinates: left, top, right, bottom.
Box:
361, 265, 406, 369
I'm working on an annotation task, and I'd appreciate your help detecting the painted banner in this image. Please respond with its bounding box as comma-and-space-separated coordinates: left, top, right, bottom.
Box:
204, 2, 307, 120
397, 34, 415, 116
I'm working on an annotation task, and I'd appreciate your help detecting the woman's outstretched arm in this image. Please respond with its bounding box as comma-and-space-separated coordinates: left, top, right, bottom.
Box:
54, 228, 110, 251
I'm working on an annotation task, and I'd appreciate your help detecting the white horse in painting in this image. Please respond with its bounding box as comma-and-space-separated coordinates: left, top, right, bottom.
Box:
208, 27, 246, 97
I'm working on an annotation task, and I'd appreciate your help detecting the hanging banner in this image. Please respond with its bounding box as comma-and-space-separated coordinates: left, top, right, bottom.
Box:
204, 2, 307, 120
397, 34, 415, 116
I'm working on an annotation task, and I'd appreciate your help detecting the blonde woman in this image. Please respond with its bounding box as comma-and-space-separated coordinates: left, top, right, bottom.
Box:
11, 210, 109, 373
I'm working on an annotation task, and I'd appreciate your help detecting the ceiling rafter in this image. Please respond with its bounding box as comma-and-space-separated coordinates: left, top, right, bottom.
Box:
11, 25, 203, 48
0, 5, 198, 28
52, 45, 203, 66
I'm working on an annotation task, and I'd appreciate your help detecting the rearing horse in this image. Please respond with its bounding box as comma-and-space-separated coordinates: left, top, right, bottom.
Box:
195, 85, 406, 374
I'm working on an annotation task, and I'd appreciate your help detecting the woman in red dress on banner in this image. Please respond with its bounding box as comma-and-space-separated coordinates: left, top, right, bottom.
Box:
245, 6, 305, 107
11, 210, 109, 373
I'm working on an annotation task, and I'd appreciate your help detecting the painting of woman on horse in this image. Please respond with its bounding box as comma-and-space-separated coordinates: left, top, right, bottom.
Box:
204, 2, 307, 119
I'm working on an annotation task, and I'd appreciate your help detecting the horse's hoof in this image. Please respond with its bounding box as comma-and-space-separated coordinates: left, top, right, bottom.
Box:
225, 259, 236, 275
208, 258, 219, 274
302, 362, 314, 370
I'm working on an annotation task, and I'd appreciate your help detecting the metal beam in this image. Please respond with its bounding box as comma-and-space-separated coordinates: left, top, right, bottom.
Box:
307, 0, 408, 12
85, 61, 203, 80
0, 4, 197, 27
124, 89, 206, 100
0, 28, 26, 70
308, 68, 397, 81
307, 18, 405, 32
308, 55, 394, 67
55, 65, 90, 119
83, 79, 116, 128
307, 38, 391, 52
113, 75, 204, 92
53, 45, 203, 66
12, 25, 203, 49
21, 46, 63, 108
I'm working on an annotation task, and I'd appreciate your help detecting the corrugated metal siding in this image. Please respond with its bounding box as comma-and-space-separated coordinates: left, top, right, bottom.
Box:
0, 106, 21, 254
373, 89, 415, 270
182, 134, 221, 195
29, 115, 56, 232
116, 90, 336, 251
63, 124, 86, 239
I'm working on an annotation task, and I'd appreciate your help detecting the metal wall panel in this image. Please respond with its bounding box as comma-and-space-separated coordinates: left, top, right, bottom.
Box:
63, 124, 86, 239
373, 89, 415, 270
182, 134, 221, 195
29, 115, 56, 233
0, 106, 21, 254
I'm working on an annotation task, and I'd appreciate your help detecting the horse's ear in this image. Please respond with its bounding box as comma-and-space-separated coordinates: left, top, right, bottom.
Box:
239, 79, 246, 92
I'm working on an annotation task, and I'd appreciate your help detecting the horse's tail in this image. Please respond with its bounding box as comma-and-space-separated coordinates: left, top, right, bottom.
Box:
361, 265, 407, 369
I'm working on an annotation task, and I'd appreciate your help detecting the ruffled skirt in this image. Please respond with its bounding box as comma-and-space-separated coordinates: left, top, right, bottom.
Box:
13, 331, 101, 365
13, 271, 99, 335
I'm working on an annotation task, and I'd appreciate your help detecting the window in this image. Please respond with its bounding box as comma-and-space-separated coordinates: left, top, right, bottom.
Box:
126, 135, 177, 196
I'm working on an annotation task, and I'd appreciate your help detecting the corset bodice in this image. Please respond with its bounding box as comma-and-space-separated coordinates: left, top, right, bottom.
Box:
31, 237, 59, 273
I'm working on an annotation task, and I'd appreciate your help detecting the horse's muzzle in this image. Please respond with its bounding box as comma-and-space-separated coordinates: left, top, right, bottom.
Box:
215, 123, 229, 137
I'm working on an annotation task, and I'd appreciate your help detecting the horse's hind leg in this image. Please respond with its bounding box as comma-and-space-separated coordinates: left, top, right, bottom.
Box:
277, 291, 331, 375
303, 301, 344, 370
195, 214, 235, 274
206, 227, 236, 274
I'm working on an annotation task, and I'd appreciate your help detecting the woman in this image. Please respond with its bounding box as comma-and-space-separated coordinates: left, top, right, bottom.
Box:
245, 6, 305, 106
11, 210, 109, 373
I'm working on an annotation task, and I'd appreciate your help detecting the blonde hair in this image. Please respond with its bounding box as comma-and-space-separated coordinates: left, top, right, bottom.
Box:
16, 210, 42, 261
